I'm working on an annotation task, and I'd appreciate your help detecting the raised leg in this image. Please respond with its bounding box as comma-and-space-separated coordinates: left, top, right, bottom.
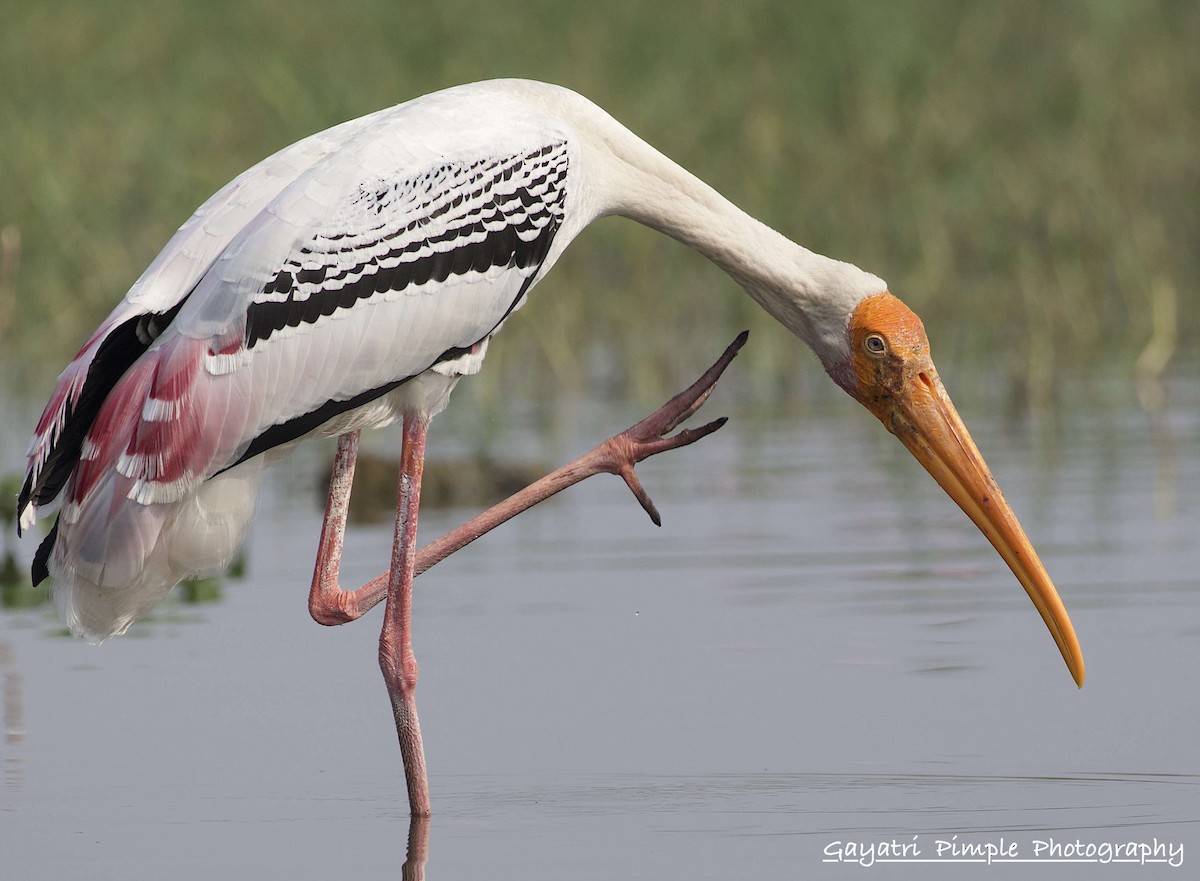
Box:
307, 331, 748, 623
308, 430, 389, 625
379, 412, 432, 817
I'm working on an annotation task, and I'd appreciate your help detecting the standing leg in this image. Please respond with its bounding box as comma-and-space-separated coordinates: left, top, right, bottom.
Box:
305, 333, 748, 815
379, 412, 432, 817
403, 815, 431, 881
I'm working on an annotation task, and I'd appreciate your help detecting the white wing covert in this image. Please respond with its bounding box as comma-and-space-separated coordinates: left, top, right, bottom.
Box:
154, 135, 573, 496
17, 109, 391, 531
42, 127, 572, 639
19, 81, 586, 639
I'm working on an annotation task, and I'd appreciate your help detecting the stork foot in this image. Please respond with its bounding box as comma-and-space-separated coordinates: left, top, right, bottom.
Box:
415, 330, 748, 571
307, 331, 749, 613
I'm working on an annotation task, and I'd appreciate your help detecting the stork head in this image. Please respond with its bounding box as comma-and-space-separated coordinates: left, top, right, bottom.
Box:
827, 291, 1085, 687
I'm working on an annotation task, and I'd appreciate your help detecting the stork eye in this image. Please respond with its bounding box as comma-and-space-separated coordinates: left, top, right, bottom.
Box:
864, 333, 887, 356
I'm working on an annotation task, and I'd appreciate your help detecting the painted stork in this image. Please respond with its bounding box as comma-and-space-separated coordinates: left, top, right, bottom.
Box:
16, 79, 1084, 816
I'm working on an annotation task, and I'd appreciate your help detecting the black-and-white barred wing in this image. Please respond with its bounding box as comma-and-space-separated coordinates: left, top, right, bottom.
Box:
17, 108, 392, 530
127, 131, 574, 492
242, 138, 571, 354
125, 108, 394, 313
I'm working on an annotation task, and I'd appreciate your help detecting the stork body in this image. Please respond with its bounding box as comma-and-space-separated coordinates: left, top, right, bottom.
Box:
18, 80, 1083, 816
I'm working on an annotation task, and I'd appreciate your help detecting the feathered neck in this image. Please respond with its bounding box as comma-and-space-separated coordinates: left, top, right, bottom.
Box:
501, 79, 887, 367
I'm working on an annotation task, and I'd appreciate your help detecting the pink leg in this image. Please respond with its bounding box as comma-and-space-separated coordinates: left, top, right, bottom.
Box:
307, 331, 748, 624
304, 333, 748, 816
403, 815, 430, 880
309, 419, 431, 815
379, 412, 431, 817
308, 430, 389, 625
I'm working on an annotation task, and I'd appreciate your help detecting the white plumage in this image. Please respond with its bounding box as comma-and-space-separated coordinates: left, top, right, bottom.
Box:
20, 79, 885, 640
18, 79, 1087, 818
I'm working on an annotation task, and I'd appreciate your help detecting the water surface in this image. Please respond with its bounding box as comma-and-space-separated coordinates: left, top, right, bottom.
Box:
2, 373, 1197, 878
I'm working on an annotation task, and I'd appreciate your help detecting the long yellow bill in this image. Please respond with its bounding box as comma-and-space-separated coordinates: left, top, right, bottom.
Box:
845, 292, 1084, 687
891, 368, 1085, 687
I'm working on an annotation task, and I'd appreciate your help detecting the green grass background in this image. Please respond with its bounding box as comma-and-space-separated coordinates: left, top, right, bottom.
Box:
1, 0, 1196, 412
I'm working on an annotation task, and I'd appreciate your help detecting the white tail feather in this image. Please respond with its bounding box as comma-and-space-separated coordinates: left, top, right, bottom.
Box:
51, 460, 265, 642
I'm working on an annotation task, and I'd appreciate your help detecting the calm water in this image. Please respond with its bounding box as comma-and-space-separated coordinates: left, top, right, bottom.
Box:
1, 370, 1198, 879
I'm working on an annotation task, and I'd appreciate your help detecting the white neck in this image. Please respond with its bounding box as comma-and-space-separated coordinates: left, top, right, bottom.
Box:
511, 81, 887, 367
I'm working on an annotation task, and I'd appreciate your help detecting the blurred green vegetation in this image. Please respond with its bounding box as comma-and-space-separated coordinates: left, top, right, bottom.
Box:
0, 473, 21, 590
1, 0, 1196, 413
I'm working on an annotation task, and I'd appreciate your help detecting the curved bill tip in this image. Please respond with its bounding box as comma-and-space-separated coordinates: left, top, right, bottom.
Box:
892, 370, 1086, 688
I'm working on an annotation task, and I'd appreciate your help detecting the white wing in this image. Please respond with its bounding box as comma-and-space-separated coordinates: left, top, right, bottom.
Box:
18, 108, 393, 528
104, 116, 572, 507
27, 84, 581, 638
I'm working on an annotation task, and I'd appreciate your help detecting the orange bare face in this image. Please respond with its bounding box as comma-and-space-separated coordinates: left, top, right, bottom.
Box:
844, 292, 1085, 687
